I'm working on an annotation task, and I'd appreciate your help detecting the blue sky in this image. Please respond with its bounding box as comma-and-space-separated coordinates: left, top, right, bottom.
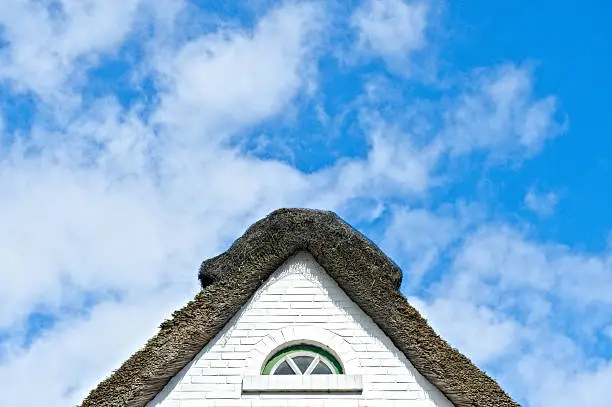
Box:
0, 1, 611, 406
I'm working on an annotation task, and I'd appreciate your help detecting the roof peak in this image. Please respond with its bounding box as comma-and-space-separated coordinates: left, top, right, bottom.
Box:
198, 207, 403, 290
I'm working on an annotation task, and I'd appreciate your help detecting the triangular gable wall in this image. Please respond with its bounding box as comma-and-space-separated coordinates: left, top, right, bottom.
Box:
147, 252, 453, 407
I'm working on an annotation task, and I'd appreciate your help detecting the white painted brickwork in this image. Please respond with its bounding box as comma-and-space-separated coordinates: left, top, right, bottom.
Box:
146, 252, 453, 407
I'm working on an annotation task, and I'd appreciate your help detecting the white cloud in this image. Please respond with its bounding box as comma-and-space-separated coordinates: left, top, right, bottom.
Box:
411, 296, 523, 365
0, 290, 190, 406
383, 207, 461, 287
351, 63, 563, 181
330, 128, 443, 200
443, 64, 564, 158
153, 2, 324, 139
524, 187, 558, 216
351, 0, 428, 67
0, 0, 153, 98
411, 222, 612, 406
448, 225, 612, 309
514, 353, 612, 407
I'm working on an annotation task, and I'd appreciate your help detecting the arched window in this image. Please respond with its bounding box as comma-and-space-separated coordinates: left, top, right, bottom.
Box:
262, 345, 343, 375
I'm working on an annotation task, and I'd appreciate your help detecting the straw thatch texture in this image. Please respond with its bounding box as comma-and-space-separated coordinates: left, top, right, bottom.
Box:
80, 208, 519, 407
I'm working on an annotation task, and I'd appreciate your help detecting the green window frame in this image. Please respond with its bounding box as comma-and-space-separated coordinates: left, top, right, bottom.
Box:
262, 344, 343, 375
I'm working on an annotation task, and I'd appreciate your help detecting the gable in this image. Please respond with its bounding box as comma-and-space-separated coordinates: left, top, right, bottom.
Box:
147, 252, 454, 406
81, 208, 518, 407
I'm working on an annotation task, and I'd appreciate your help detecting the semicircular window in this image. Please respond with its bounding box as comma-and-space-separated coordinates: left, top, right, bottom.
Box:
262, 345, 343, 375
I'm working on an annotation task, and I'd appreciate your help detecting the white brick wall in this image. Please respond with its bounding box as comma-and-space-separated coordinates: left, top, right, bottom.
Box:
146, 252, 453, 407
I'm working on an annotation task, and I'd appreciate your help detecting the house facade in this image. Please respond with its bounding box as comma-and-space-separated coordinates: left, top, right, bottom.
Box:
81, 209, 519, 407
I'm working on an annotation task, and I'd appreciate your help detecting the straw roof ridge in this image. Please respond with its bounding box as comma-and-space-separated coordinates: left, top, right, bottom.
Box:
80, 208, 520, 407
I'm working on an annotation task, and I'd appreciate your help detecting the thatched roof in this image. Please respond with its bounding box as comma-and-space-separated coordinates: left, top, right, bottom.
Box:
81, 208, 520, 407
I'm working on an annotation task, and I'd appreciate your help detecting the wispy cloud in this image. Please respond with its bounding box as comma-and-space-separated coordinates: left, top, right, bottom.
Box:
442, 64, 564, 158
351, 0, 429, 68
525, 187, 559, 216
383, 207, 466, 288
412, 223, 612, 406
153, 1, 325, 138
0, 0, 148, 98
